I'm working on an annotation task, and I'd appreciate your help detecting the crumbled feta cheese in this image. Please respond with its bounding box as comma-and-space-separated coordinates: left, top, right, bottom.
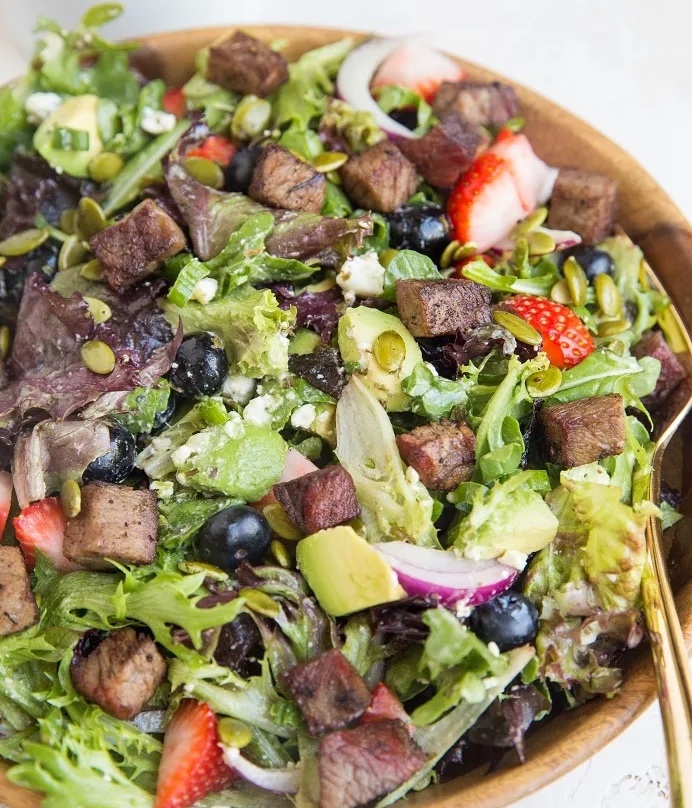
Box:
243, 394, 276, 428
336, 250, 385, 299
497, 549, 529, 571
343, 290, 356, 306
171, 444, 193, 466
150, 480, 174, 499
487, 641, 501, 657
24, 92, 62, 124
223, 411, 245, 438
222, 373, 256, 406
191, 277, 218, 304
405, 466, 420, 485
140, 106, 177, 135
454, 601, 472, 619
290, 404, 316, 430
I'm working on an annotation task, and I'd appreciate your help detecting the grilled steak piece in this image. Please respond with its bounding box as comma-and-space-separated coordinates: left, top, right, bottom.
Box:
318, 719, 426, 808
288, 347, 347, 398
283, 648, 371, 735
396, 419, 475, 491
340, 141, 418, 213
397, 112, 484, 188
0, 546, 39, 637
632, 330, 686, 410
70, 627, 167, 720
432, 80, 519, 128
89, 199, 186, 290
63, 482, 158, 570
539, 393, 626, 467
273, 465, 360, 535
395, 278, 492, 337
546, 168, 617, 245
249, 144, 326, 213
206, 31, 288, 97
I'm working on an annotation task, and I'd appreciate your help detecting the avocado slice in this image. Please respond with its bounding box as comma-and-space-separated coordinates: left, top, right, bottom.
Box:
296, 526, 405, 616
337, 307, 422, 412
34, 94, 104, 178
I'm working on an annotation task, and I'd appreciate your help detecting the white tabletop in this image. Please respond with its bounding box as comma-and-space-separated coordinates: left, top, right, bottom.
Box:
0, 1, 689, 806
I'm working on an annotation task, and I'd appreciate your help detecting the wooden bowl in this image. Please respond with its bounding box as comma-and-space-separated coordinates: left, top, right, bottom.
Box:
2, 24, 692, 808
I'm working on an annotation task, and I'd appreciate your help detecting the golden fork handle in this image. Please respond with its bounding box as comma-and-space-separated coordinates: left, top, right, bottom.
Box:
642, 514, 692, 807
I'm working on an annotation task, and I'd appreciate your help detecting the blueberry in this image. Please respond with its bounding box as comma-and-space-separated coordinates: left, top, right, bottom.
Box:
169, 332, 228, 400
83, 421, 136, 484
559, 245, 614, 281
151, 392, 177, 433
225, 143, 262, 193
468, 591, 539, 652
386, 204, 450, 263
197, 506, 271, 573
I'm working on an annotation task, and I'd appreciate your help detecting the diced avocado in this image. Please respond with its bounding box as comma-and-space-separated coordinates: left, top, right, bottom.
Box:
337, 306, 422, 412
289, 328, 323, 356
296, 526, 405, 616
34, 95, 103, 178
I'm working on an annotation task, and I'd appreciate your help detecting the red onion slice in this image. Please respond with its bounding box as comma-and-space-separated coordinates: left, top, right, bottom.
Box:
221, 746, 301, 794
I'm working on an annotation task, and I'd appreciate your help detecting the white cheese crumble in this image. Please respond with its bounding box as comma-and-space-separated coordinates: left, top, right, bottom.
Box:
342, 290, 356, 306
140, 106, 177, 135
190, 277, 218, 304
222, 373, 256, 406
487, 641, 501, 657
498, 549, 529, 571
223, 411, 245, 438
24, 92, 62, 124
170, 444, 193, 466
336, 250, 385, 299
290, 403, 316, 430
454, 601, 472, 619
243, 394, 277, 428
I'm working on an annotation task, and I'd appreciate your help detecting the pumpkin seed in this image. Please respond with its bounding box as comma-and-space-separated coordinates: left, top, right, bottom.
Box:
218, 717, 253, 749
83, 296, 112, 324
88, 151, 125, 184
373, 330, 406, 372
563, 257, 588, 307
312, 151, 348, 173
239, 588, 281, 618
513, 236, 530, 270
177, 560, 229, 581
526, 229, 556, 256
453, 242, 478, 262
550, 279, 573, 305
513, 206, 548, 235
492, 309, 542, 346
81, 340, 115, 375
0, 228, 49, 257
597, 318, 632, 337
638, 259, 650, 291
76, 197, 108, 239
526, 365, 563, 398
270, 539, 292, 569
58, 235, 89, 271
60, 479, 82, 518
378, 248, 398, 268
0, 326, 11, 360
594, 273, 621, 318
231, 95, 272, 140
183, 156, 225, 189
440, 240, 461, 269
263, 503, 302, 541
326, 170, 342, 185
80, 259, 102, 280
60, 209, 77, 235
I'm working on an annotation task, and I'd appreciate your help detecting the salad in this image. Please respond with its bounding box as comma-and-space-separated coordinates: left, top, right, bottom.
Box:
0, 6, 688, 808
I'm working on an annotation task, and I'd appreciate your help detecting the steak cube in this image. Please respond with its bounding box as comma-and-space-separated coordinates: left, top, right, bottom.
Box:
318, 720, 426, 808
0, 546, 39, 637
249, 144, 326, 213
397, 112, 484, 189
70, 627, 167, 720
89, 199, 186, 290
283, 648, 371, 735
340, 141, 418, 213
546, 168, 617, 245
63, 482, 158, 570
632, 330, 686, 409
539, 393, 625, 467
206, 31, 288, 97
273, 465, 360, 535
395, 278, 492, 337
396, 419, 475, 491
432, 80, 519, 128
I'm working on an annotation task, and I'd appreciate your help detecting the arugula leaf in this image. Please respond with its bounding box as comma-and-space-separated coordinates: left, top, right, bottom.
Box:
401, 362, 470, 420
382, 249, 441, 301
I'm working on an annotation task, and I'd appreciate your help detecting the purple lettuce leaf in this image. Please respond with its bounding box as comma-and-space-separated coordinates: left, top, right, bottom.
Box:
272, 283, 343, 343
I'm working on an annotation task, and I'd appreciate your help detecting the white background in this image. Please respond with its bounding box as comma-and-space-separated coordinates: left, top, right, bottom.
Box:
0, 1, 690, 805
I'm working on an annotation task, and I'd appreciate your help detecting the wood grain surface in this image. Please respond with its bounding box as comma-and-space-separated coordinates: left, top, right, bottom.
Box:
2, 24, 691, 808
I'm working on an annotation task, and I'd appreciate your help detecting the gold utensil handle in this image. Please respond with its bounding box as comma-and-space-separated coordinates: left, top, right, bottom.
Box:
642, 515, 692, 807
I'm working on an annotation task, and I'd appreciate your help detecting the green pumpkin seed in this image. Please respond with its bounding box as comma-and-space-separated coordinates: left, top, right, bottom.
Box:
453, 242, 478, 262
0, 228, 49, 257
218, 717, 253, 749
550, 279, 573, 305
80, 259, 102, 280
378, 248, 398, 268
231, 95, 272, 140
263, 503, 302, 541
492, 309, 543, 346
513, 206, 548, 235
0, 325, 11, 360
594, 273, 621, 318
312, 151, 349, 173
240, 588, 281, 618
60, 479, 82, 518
83, 296, 112, 324
58, 235, 89, 271
88, 151, 125, 184
81, 340, 115, 375
76, 197, 108, 239
373, 330, 406, 372
177, 560, 229, 581
513, 236, 530, 269
326, 170, 342, 185
638, 259, 650, 291
526, 366, 563, 398
440, 239, 461, 269
183, 156, 225, 189
597, 318, 632, 337
526, 229, 556, 256
60, 209, 77, 235
563, 257, 588, 307
270, 539, 292, 569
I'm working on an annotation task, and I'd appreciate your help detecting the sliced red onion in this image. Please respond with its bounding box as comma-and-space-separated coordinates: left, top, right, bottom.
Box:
373, 542, 518, 606
221, 746, 301, 794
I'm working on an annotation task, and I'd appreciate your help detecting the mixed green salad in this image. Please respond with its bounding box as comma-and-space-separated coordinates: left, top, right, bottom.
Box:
0, 6, 688, 808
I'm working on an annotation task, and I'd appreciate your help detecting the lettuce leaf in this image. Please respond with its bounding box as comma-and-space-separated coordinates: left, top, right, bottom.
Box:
318, 97, 384, 152
0, 83, 31, 170
461, 258, 559, 296
112, 380, 171, 435
381, 250, 441, 301
402, 362, 471, 420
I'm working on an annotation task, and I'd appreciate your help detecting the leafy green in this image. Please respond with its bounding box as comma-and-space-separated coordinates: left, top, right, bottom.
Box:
318, 97, 385, 152
381, 249, 441, 301
401, 362, 470, 420
373, 84, 434, 134
341, 614, 384, 678
277, 128, 324, 160
0, 83, 31, 170
321, 181, 353, 217
112, 380, 171, 434
182, 72, 238, 131
157, 493, 241, 551
461, 258, 559, 296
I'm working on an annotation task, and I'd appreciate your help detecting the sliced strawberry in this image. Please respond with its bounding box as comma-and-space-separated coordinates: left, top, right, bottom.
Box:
13, 497, 78, 572
370, 41, 464, 102
447, 151, 525, 253
0, 471, 13, 535
252, 448, 319, 510
488, 130, 558, 213
502, 294, 596, 368
162, 87, 186, 119
361, 684, 413, 734
186, 135, 237, 167
155, 699, 237, 808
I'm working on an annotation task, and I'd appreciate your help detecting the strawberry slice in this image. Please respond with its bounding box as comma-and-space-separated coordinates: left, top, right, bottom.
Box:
361, 683, 413, 735
252, 448, 319, 510
447, 151, 525, 253
155, 699, 237, 808
502, 294, 596, 368
13, 497, 78, 572
0, 471, 13, 535
488, 130, 558, 213
186, 135, 237, 167
370, 41, 464, 102
162, 87, 186, 119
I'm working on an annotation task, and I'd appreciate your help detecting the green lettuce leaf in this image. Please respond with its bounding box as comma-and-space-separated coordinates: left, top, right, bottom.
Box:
373, 84, 434, 135
182, 72, 238, 131
0, 83, 31, 170
401, 362, 470, 420
381, 249, 441, 301
157, 493, 241, 551
318, 97, 385, 152
112, 380, 171, 434
461, 258, 559, 296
